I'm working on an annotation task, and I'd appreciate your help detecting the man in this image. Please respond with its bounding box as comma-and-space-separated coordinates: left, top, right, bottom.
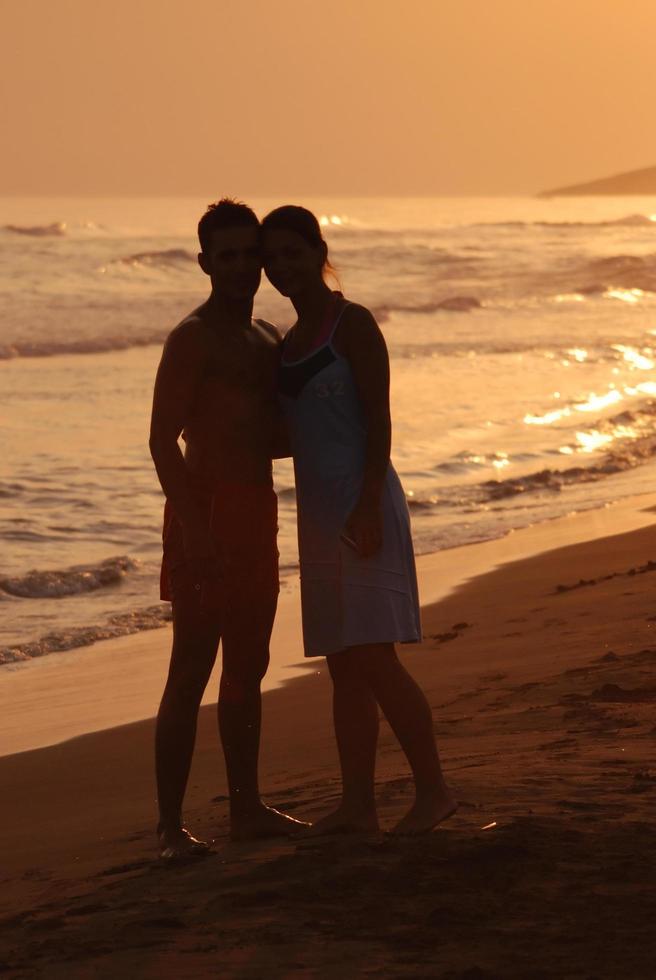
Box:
150, 198, 307, 859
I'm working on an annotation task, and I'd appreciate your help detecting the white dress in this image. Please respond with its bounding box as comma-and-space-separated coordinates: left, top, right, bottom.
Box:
279, 306, 421, 657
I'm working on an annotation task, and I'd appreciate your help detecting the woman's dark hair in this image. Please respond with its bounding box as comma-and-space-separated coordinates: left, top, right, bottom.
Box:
261, 205, 340, 286
198, 198, 259, 253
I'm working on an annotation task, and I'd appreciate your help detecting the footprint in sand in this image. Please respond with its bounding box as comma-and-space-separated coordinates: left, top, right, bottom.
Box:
230, 889, 281, 908
538, 737, 578, 751
627, 770, 656, 794
590, 683, 656, 703
65, 903, 107, 917
627, 648, 656, 665
97, 859, 152, 877
595, 651, 619, 663
556, 799, 606, 811
28, 915, 66, 932
142, 916, 186, 928
21, 868, 50, 881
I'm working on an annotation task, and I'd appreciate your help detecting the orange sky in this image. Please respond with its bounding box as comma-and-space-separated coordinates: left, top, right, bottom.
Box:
2, 0, 655, 195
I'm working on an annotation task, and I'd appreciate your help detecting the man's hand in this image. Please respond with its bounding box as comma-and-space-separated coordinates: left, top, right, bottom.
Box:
182, 522, 225, 613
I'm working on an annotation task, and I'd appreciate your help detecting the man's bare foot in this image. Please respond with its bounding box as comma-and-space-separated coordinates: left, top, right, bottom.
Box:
158, 826, 212, 862
390, 791, 458, 835
299, 804, 379, 838
230, 804, 311, 841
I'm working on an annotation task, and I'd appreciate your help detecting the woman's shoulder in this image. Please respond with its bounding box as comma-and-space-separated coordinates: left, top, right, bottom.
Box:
339, 299, 376, 324
334, 300, 386, 354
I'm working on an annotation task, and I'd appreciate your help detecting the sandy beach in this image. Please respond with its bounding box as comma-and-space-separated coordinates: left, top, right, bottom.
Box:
2, 499, 656, 978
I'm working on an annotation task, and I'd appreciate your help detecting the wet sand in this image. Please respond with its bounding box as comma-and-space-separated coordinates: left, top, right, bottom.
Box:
2, 512, 656, 977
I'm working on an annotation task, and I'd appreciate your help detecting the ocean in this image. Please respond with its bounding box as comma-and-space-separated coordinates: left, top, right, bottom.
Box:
2, 195, 656, 664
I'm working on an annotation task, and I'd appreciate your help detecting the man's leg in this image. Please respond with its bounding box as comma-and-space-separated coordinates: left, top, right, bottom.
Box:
220, 590, 310, 839
358, 643, 457, 834
303, 650, 380, 836
155, 598, 221, 853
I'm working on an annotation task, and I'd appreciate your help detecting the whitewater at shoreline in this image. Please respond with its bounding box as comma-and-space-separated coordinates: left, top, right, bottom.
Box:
2, 492, 656, 757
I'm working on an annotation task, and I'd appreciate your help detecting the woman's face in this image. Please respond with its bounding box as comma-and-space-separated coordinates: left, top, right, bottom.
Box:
262, 228, 324, 297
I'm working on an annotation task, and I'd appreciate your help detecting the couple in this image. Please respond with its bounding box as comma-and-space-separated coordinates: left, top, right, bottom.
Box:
150, 199, 456, 860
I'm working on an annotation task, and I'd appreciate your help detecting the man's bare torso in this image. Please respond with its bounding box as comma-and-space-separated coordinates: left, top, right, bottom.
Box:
180, 306, 282, 485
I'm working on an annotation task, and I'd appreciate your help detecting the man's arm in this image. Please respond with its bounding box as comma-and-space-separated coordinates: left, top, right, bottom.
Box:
149, 320, 209, 543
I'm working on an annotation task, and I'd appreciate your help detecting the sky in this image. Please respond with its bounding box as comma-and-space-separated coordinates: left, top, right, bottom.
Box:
1, 0, 655, 196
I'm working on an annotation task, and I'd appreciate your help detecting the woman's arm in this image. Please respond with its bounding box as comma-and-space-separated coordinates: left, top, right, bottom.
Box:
338, 305, 391, 556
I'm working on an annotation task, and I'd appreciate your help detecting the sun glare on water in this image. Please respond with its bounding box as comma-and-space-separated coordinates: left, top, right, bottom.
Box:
612, 345, 655, 371
319, 214, 347, 227
605, 288, 645, 304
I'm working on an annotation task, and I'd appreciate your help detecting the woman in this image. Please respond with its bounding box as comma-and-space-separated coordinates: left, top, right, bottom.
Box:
262, 206, 456, 834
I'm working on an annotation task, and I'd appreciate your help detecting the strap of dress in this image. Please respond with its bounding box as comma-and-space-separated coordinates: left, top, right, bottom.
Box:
281, 292, 351, 362
325, 296, 352, 348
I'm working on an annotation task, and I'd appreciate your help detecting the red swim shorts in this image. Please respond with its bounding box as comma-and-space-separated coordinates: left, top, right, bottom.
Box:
159, 481, 279, 613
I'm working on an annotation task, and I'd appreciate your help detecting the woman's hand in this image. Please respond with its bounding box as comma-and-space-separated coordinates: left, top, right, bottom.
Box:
343, 498, 383, 558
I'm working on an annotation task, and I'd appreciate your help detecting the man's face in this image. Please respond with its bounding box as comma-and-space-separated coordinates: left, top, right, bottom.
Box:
199, 225, 262, 300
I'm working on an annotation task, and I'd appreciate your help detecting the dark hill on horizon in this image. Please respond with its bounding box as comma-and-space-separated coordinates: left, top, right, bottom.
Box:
539, 165, 656, 197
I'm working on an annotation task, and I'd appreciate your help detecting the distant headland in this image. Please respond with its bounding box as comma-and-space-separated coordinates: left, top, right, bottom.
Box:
539, 165, 656, 197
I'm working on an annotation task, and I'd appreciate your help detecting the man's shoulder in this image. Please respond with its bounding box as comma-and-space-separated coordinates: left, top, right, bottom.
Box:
163, 310, 209, 354
253, 318, 283, 344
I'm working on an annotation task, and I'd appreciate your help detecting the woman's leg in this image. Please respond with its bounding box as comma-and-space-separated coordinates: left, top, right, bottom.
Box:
305, 650, 380, 835
356, 643, 457, 833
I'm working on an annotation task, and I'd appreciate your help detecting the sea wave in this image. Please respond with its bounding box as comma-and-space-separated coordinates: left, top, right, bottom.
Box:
475, 214, 656, 230
113, 248, 196, 268
481, 435, 656, 500
408, 435, 656, 511
574, 254, 656, 293
0, 331, 165, 360
407, 405, 656, 513
3, 221, 67, 237
376, 296, 482, 317
0, 556, 139, 599
324, 213, 656, 236
0, 604, 170, 665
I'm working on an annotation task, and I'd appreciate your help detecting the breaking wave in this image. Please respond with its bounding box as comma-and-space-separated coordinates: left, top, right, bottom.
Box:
407, 403, 656, 514
0, 331, 165, 360
3, 221, 67, 237
114, 248, 196, 268
0, 556, 139, 599
0, 604, 170, 665
325, 213, 656, 236
373, 296, 482, 321
481, 437, 656, 500
476, 214, 656, 230
574, 254, 656, 293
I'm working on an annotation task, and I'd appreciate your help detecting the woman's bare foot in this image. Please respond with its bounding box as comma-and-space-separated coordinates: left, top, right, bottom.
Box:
299, 804, 379, 838
158, 826, 212, 862
391, 791, 458, 835
230, 803, 311, 841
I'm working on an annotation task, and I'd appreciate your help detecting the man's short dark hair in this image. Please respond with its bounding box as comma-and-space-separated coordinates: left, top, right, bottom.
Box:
197, 198, 259, 253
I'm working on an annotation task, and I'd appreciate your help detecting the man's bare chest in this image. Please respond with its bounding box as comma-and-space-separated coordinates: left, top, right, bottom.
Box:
203, 338, 277, 391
